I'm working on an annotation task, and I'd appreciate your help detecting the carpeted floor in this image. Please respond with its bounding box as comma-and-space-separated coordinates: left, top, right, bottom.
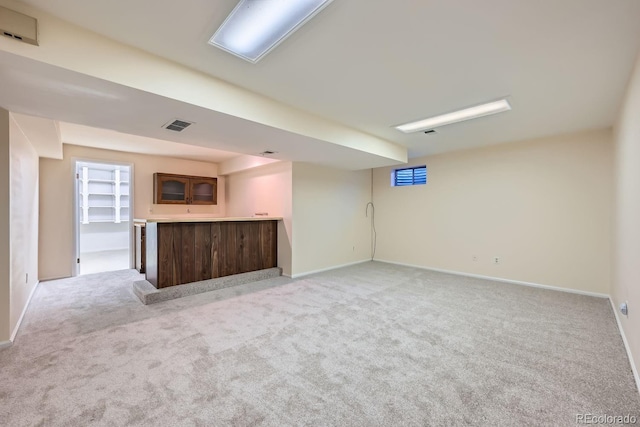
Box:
1, 262, 638, 426
80, 249, 129, 275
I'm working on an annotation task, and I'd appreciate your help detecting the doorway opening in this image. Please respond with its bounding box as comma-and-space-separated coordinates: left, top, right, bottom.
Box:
74, 160, 133, 275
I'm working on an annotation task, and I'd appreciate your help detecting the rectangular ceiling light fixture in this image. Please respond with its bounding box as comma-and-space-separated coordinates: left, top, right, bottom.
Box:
395, 99, 512, 133
208, 0, 334, 63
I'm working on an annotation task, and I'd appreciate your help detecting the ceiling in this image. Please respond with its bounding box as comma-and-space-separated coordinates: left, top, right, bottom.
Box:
58, 122, 239, 164
4, 0, 640, 165
0, 49, 400, 169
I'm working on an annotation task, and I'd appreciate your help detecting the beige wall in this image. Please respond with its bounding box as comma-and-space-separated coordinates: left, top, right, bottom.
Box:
0, 109, 40, 344
0, 109, 10, 343
39, 144, 225, 280
225, 161, 293, 276
373, 129, 612, 295
9, 114, 39, 338
612, 53, 640, 380
291, 163, 372, 276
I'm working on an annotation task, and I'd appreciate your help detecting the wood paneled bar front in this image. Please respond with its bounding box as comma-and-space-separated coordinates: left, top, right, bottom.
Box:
139, 217, 279, 289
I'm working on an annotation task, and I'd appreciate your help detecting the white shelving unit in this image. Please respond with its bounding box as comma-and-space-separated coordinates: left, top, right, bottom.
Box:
80, 164, 130, 224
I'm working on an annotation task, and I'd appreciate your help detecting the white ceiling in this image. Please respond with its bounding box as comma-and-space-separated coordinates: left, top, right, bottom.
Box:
5, 0, 640, 163
58, 122, 239, 164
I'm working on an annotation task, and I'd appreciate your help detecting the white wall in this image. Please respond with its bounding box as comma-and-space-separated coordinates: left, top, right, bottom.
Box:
612, 53, 640, 380
373, 129, 612, 295
0, 108, 10, 343
9, 113, 39, 339
291, 163, 372, 276
39, 144, 225, 280
80, 223, 129, 253
225, 161, 293, 276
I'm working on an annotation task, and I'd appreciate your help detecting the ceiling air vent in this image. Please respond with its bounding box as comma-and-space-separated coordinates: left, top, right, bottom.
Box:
424, 129, 436, 134
162, 119, 194, 132
259, 150, 278, 156
0, 6, 39, 46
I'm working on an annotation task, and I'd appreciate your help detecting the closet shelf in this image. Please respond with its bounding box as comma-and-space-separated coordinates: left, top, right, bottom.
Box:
80, 165, 130, 224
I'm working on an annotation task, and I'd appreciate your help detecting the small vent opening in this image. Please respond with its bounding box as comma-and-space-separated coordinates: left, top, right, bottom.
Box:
162, 119, 194, 132
259, 150, 278, 156
0, 6, 39, 46
424, 129, 436, 134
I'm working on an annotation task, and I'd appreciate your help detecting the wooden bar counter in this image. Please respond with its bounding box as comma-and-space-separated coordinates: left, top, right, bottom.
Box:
136, 217, 279, 289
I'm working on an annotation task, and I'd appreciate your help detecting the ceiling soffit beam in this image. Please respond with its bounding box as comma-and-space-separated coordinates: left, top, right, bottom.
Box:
218, 155, 282, 176
10, 112, 62, 159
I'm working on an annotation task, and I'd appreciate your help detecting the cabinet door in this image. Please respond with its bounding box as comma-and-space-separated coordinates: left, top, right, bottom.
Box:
189, 177, 218, 205
154, 174, 190, 204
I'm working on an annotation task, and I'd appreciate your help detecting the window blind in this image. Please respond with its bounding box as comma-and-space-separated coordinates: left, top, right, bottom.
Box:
393, 166, 427, 186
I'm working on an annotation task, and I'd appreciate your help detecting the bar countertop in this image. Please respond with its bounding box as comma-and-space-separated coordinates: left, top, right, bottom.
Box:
134, 217, 282, 224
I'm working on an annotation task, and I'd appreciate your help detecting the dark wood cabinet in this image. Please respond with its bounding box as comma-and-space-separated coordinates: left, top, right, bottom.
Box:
145, 220, 278, 289
153, 173, 217, 205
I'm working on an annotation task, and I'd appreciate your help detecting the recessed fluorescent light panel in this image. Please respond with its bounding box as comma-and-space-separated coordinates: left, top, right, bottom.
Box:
209, 0, 334, 63
395, 99, 512, 133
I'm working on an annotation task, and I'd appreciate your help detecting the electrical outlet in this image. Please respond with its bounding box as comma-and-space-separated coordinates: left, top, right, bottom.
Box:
620, 301, 629, 317
494, 257, 500, 264
472, 255, 478, 262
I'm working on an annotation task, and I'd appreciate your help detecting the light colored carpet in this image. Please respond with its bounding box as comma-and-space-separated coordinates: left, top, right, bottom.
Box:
1, 262, 638, 426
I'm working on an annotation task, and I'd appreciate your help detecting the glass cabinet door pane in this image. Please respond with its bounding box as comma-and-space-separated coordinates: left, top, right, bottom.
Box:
162, 180, 186, 201
191, 182, 214, 202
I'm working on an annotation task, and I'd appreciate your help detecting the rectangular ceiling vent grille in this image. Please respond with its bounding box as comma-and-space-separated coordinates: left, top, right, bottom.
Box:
0, 6, 39, 46
163, 119, 194, 132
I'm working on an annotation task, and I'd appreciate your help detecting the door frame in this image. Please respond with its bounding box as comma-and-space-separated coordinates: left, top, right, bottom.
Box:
72, 157, 135, 276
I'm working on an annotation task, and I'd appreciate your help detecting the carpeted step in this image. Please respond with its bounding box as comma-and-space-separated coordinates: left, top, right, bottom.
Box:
133, 267, 282, 304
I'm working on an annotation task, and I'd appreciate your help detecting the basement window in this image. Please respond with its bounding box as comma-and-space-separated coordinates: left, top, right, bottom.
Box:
391, 165, 427, 187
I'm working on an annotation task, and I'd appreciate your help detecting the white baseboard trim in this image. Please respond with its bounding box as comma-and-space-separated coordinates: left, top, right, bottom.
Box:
10, 280, 40, 343
374, 259, 609, 299
0, 340, 12, 350
291, 259, 371, 279
609, 297, 640, 395
39, 275, 70, 282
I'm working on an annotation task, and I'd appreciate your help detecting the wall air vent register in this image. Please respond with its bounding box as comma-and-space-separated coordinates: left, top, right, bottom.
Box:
0, 6, 39, 46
